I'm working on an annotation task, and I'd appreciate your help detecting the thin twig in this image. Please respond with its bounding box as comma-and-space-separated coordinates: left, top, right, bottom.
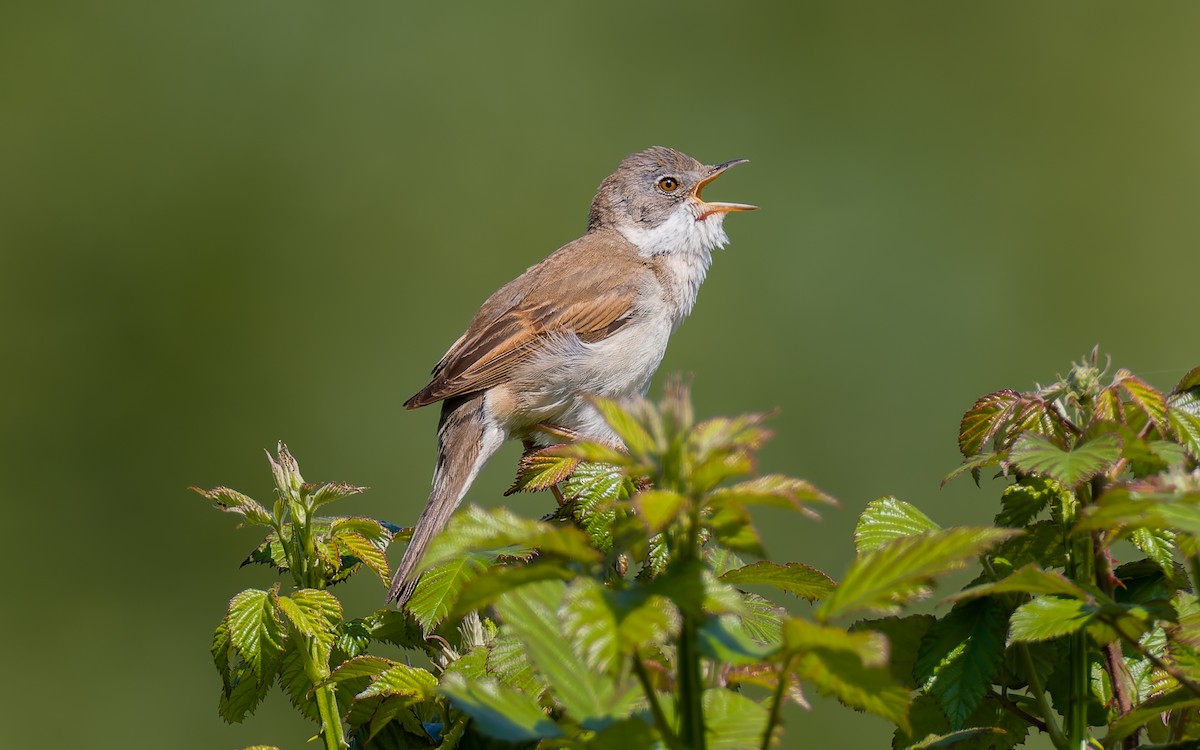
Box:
633, 656, 686, 750
1018, 642, 1069, 749
760, 655, 796, 750
989, 690, 1048, 733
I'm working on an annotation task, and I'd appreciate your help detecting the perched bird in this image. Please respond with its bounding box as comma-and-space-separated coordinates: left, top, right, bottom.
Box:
389, 146, 755, 604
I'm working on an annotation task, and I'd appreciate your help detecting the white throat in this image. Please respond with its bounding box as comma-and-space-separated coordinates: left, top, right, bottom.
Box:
616, 205, 731, 322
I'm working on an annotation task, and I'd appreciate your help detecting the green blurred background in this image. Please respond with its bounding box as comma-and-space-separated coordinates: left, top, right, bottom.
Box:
2, 2, 1198, 748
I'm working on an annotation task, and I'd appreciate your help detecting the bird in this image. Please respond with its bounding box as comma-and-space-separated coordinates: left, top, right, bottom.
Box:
388, 146, 756, 605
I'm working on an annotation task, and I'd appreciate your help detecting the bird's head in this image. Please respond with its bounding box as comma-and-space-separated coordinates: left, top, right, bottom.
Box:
587, 146, 757, 256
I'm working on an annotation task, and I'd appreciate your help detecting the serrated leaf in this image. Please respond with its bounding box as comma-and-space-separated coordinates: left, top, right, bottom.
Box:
562, 579, 620, 675
326, 655, 397, 684
1009, 432, 1122, 487
699, 615, 774, 665
818, 527, 1017, 620
959, 390, 1022, 456
194, 486, 274, 526
614, 592, 678, 652
635, 489, 687, 534
942, 452, 1006, 488
785, 619, 910, 730
225, 588, 286, 681
855, 497, 941, 553
995, 477, 1062, 528
494, 580, 615, 722
277, 645, 320, 722
439, 674, 562, 742
719, 561, 835, 602
1116, 369, 1169, 432
1169, 406, 1200, 460
1106, 686, 1200, 742
914, 598, 1006, 728
487, 634, 547, 696
218, 667, 275, 723
267, 443, 304, 495
505, 447, 580, 495
707, 474, 836, 516
1077, 489, 1200, 537
591, 396, 659, 457
707, 501, 765, 556
588, 717, 662, 749
332, 531, 390, 585
1130, 527, 1177, 574
421, 505, 600, 571
356, 663, 438, 700
450, 563, 575, 618
407, 553, 488, 632
329, 516, 397, 549
852, 615, 935, 689
1008, 596, 1097, 643
952, 564, 1091, 602
276, 589, 342, 641
702, 688, 770, 750
306, 481, 366, 508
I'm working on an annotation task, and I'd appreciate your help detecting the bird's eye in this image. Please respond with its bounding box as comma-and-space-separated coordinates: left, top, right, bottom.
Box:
657, 176, 679, 192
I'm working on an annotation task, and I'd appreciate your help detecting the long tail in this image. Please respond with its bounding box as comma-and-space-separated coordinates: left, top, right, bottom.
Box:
388, 394, 502, 606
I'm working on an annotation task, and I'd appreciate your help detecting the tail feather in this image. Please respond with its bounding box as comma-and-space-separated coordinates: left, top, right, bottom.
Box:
389, 394, 502, 606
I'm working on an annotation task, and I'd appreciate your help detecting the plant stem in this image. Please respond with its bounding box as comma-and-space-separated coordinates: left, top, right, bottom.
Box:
633, 656, 686, 750
1018, 642, 1068, 749
297, 636, 346, 750
676, 501, 707, 750
760, 655, 795, 750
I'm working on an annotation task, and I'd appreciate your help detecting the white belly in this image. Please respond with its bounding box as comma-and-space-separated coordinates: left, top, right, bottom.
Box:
502, 315, 673, 442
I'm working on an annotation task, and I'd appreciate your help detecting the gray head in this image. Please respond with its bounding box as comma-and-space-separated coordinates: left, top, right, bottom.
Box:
587, 146, 756, 236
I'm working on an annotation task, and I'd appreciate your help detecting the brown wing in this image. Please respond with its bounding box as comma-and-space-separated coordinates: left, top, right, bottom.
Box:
404, 234, 644, 409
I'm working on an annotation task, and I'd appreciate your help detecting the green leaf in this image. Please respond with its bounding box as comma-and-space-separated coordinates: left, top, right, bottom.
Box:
952, 563, 1092, 601
635, 489, 688, 534
588, 717, 663, 749
738, 593, 785, 648
1077, 488, 1200, 537
959, 390, 1022, 456
995, 477, 1062, 528
439, 673, 562, 742
326, 655, 396, 683
356, 663, 438, 700
225, 587, 286, 680
562, 578, 620, 675
193, 486, 273, 526
277, 645, 320, 722
1106, 686, 1200, 742
218, 668, 274, 723
487, 634, 547, 696
450, 563, 575, 618
1007, 596, 1097, 643
591, 396, 658, 458
914, 598, 1006, 728
276, 589, 341, 641
331, 531, 390, 585
818, 527, 1017, 620
706, 501, 765, 556
1008, 433, 1122, 487
707, 474, 836, 515
942, 451, 1006, 488
305, 481, 366, 508
852, 615, 935, 689
613, 592, 678, 653
506, 447, 580, 494
855, 497, 941, 553
406, 553, 488, 632
1168, 405, 1200, 460
494, 580, 616, 722
421, 505, 599, 569
785, 619, 911, 730
562, 460, 638, 507
719, 561, 835, 602
904, 729, 1006, 749
1130, 527, 1177, 574
894, 693, 1028, 750
703, 688, 770, 750
698, 615, 774, 665
1115, 369, 1169, 432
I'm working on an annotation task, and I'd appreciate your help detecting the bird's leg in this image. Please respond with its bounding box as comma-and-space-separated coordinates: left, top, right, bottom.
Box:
533, 422, 582, 442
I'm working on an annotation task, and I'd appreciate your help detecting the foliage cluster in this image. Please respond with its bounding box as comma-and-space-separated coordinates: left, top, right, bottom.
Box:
199, 354, 1200, 749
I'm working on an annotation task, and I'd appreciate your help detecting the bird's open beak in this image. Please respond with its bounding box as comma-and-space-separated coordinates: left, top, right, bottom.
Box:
693, 158, 757, 220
